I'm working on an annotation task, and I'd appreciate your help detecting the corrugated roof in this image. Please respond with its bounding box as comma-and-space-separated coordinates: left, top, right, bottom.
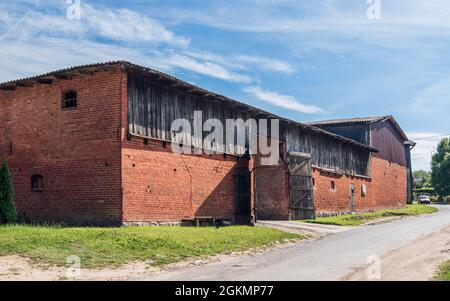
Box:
307, 115, 411, 142
306, 116, 391, 126
0, 61, 377, 152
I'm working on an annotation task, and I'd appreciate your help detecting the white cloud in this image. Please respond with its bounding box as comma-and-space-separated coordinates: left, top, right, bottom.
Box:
0, 37, 253, 85
158, 54, 252, 83
159, 0, 450, 52
82, 5, 190, 47
411, 76, 450, 114
0, 4, 258, 84
233, 55, 295, 74
244, 86, 324, 114
407, 132, 448, 171
184, 51, 295, 74
2, 4, 189, 47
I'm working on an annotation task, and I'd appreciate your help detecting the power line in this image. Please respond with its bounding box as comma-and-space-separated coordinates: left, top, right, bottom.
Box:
411, 134, 450, 141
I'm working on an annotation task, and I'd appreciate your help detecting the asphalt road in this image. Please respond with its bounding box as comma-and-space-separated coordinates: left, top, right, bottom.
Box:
146, 205, 450, 281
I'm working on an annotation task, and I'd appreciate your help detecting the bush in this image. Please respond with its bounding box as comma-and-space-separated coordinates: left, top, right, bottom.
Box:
429, 196, 438, 203
0, 158, 18, 224
446, 196, 450, 204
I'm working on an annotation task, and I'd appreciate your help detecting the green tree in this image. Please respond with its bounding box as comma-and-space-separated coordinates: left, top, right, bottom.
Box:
431, 138, 450, 199
0, 158, 18, 224
413, 170, 432, 189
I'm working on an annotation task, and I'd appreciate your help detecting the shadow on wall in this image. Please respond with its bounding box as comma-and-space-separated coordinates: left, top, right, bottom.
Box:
122, 137, 251, 224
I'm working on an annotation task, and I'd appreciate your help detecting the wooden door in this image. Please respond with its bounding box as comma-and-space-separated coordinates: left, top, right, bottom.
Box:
349, 183, 356, 212
288, 153, 315, 220
234, 167, 251, 224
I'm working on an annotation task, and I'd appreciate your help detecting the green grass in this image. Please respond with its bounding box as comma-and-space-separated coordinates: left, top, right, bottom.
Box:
303, 205, 438, 226
435, 261, 450, 281
0, 225, 300, 268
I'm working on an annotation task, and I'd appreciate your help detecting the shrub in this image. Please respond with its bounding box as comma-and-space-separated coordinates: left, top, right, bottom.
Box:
429, 196, 438, 203
0, 158, 18, 224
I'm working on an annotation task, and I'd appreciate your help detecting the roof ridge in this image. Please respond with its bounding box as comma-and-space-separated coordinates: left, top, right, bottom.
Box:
306, 115, 391, 125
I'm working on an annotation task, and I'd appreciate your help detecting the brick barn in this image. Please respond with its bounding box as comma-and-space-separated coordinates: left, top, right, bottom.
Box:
0, 61, 414, 225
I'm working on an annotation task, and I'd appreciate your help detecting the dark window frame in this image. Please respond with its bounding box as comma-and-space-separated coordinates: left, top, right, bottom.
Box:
62, 90, 77, 109
331, 180, 336, 191
31, 175, 44, 192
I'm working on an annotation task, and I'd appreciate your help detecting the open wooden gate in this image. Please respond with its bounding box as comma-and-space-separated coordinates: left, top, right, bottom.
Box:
288, 152, 315, 220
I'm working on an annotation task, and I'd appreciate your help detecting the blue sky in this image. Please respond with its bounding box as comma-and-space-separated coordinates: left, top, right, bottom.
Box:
1, 0, 449, 170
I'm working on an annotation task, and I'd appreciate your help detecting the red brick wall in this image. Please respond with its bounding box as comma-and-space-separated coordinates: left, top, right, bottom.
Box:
313, 157, 407, 216
254, 164, 290, 220
369, 157, 407, 209
0, 70, 124, 225
313, 169, 371, 216
254, 156, 407, 220
121, 137, 241, 223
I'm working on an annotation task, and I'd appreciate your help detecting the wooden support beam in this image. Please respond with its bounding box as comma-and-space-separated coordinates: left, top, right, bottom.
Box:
54, 73, 73, 79
16, 81, 35, 87
77, 69, 96, 76
146, 73, 163, 80
0, 85, 16, 91
37, 77, 55, 84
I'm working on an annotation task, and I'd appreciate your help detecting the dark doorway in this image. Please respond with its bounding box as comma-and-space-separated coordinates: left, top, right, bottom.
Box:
234, 167, 251, 224
349, 183, 356, 212
288, 152, 315, 220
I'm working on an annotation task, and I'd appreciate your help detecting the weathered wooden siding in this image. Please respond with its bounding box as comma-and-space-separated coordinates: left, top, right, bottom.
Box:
285, 126, 370, 176
317, 124, 370, 145
371, 121, 407, 166
128, 74, 251, 155
127, 73, 371, 177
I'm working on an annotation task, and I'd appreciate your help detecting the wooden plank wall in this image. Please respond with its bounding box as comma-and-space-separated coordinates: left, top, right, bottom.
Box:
285, 126, 370, 176
127, 74, 371, 176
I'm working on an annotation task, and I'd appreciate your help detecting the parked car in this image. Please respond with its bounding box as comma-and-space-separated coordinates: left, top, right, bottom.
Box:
417, 194, 431, 205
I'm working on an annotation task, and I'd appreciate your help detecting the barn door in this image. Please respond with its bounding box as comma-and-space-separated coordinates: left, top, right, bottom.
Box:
288, 153, 315, 220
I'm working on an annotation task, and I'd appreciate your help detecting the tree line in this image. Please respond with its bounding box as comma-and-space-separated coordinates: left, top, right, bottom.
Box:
414, 138, 450, 201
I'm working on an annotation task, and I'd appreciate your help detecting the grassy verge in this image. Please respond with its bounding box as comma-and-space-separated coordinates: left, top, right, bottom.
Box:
435, 261, 450, 281
303, 205, 437, 226
0, 225, 301, 268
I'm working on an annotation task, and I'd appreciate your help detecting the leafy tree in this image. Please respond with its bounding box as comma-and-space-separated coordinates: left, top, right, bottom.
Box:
0, 158, 18, 224
431, 138, 450, 199
413, 170, 432, 189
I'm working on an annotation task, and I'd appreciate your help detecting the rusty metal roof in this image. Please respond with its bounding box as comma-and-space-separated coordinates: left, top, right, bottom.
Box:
0, 61, 378, 152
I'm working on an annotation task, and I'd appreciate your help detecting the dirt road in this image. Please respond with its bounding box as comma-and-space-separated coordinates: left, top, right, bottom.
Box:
344, 224, 450, 280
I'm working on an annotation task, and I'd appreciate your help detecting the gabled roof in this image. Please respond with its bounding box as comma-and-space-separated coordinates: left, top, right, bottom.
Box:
0, 61, 377, 152
307, 115, 412, 144
306, 116, 390, 126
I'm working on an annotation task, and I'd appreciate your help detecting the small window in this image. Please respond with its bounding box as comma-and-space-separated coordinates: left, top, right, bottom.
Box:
312, 178, 315, 187
62, 90, 77, 109
361, 185, 367, 197
31, 175, 43, 191
331, 180, 336, 191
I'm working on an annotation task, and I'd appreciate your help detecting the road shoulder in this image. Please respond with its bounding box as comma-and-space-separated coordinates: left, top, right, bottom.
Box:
343, 225, 450, 281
